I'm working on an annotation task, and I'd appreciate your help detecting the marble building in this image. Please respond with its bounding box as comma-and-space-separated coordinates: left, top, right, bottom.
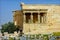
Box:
13, 3, 60, 34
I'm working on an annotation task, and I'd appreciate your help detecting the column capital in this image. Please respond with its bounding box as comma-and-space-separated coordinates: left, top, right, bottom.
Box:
31, 12, 33, 15
23, 12, 25, 15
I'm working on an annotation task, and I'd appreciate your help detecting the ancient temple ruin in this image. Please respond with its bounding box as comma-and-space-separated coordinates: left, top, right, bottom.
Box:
13, 3, 60, 34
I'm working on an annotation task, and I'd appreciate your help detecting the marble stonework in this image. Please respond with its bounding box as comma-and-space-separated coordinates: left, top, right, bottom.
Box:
13, 3, 60, 34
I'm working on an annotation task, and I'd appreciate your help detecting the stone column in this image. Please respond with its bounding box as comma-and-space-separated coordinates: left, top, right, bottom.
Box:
31, 13, 33, 23
43, 15, 46, 23
24, 13, 26, 23
40, 16, 44, 23
38, 13, 40, 23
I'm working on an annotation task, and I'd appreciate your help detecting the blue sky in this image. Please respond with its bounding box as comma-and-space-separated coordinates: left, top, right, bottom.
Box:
0, 0, 60, 26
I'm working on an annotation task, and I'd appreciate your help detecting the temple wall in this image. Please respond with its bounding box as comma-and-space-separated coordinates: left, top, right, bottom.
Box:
13, 4, 60, 34
13, 10, 23, 30
22, 5, 60, 34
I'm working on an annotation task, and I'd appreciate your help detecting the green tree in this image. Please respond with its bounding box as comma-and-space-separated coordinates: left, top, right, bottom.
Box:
1, 22, 17, 33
